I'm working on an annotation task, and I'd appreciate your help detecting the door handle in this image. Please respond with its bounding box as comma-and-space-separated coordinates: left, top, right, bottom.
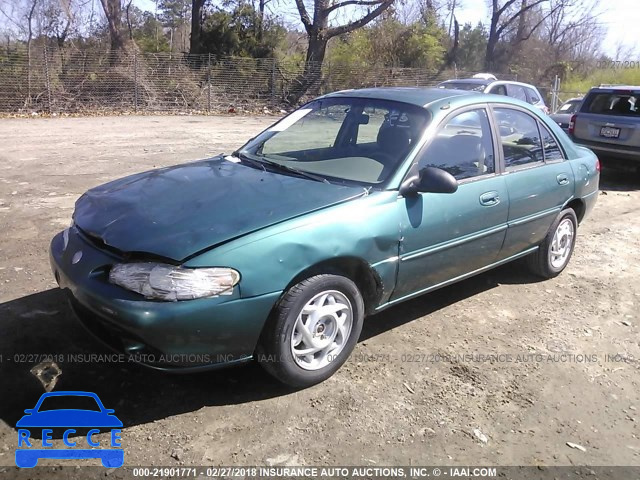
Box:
557, 174, 570, 186
479, 191, 500, 206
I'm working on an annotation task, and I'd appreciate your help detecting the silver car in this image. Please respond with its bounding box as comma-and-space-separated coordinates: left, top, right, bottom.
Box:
571, 85, 640, 169
437, 78, 549, 114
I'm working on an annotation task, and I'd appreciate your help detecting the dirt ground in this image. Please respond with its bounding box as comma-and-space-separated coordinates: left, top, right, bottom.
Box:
0, 115, 638, 475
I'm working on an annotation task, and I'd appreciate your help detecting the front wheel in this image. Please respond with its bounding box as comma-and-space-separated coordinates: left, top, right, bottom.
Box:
526, 208, 578, 279
257, 274, 365, 388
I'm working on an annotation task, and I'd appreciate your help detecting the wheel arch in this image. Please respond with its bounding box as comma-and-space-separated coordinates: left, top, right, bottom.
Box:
564, 198, 586, 224
282, 256, 385, 316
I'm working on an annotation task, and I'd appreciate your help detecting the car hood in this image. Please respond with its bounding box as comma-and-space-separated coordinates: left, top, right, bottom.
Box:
73, 156, 366, 261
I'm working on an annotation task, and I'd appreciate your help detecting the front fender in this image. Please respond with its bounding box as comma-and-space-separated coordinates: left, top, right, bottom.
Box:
184, 191, 401, 306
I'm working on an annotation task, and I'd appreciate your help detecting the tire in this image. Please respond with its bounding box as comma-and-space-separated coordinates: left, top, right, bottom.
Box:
257, 274, 365, 388
526, 208, 578, 279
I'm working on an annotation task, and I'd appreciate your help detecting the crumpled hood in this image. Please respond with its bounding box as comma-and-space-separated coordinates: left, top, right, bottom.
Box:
73, 156, 365, 261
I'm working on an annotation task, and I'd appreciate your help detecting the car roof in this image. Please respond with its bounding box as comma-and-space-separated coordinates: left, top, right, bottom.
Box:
440, 78, 542, 90
589, 85, 640, 92
38, 391, 99, 398
321, 87, 472, 108
440, 78, 488, 85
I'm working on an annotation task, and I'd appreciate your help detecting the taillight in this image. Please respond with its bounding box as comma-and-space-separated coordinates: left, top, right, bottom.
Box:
595, 157, 601, 172
568, 114, 577, 135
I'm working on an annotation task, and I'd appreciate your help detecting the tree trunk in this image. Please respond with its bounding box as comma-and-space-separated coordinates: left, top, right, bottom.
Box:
190, 0, 206, 54
25, 0, 37, 108
99, 0, 126, 51
444, 17, 460, 68
286, 34, 327, 105
257, 0, 266, 41
485, 2, 501, 71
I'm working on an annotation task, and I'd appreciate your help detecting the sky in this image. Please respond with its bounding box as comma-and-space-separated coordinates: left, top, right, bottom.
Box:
453, 0, 640, 57
132, 0, 640, 57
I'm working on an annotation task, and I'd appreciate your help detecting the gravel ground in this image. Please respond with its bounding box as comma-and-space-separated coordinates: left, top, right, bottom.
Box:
0, 115, 638, 476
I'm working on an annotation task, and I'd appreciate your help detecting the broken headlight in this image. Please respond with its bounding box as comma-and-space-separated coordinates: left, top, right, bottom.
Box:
109, 263, 240, 301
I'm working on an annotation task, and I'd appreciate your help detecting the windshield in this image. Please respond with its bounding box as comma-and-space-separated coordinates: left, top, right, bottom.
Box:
559, 100, 580, 113
37, 395, 101, 412
239, 98, 430, 185
439, 82, 487, 92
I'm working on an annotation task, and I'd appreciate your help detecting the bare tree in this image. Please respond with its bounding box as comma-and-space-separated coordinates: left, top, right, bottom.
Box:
541, 0, 602, 63
0, 0, 39, 105
485, 0, 562, 69
99, 0, 127, 50
189, 0, 205, 54
287, 0, 395, 104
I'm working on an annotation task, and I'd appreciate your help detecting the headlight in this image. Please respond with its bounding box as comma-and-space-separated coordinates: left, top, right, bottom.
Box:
109, 263, 240, 301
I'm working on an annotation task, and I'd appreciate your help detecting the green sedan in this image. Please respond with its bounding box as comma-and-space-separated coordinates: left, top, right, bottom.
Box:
50, 87, 600, 387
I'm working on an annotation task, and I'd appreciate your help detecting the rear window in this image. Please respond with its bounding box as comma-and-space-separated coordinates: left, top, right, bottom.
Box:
585, 92, 639, 116
559, 100, 580, 113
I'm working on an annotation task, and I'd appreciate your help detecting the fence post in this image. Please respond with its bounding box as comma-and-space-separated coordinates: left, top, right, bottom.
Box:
270, 58, 276, 106
551, 75, 560, 113
133, 51, 138, 113
207, 53, 212, 113
43, 45, 52, 114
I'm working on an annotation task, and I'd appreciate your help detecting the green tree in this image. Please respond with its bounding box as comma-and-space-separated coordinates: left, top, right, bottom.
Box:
159, 0, 191, 52
456, 22, 487, 72
327, 14, 446, 69
199, 2, 284, 57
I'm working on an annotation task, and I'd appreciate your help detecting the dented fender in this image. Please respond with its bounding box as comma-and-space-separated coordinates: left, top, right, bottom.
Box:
184, 191, 402, 307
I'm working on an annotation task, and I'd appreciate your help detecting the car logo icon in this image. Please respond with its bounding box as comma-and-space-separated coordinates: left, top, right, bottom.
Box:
15, 391, 123, 468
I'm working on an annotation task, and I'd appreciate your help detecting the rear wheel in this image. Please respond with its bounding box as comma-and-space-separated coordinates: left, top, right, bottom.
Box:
526, 208, 577, 279
257, 274, 364, 388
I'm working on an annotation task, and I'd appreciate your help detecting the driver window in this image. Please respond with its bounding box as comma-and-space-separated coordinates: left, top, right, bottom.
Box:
356, 106, 389, 145
418, 108, 495, 181
494, 108, 543, 169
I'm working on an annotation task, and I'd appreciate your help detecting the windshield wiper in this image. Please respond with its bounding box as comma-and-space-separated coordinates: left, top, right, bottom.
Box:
231, 151, 266, 172
234, 151, 329, 184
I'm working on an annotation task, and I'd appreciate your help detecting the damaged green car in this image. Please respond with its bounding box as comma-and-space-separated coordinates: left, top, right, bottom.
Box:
50, 87, 599, 387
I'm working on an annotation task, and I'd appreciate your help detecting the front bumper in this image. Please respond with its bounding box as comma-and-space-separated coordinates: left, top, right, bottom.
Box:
50, 227, 282, 371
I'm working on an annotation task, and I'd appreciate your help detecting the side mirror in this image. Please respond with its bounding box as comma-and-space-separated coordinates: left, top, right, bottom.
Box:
400, 166, 458, 196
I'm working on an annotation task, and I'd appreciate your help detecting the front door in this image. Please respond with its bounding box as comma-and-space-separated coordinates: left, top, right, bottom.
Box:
391, 106, 509, 302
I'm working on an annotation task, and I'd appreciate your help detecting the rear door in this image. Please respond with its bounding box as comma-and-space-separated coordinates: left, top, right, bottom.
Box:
491, 106, 575, 259
573, 89, 640, 148
506, 84, 528, 103
524, 86, 548, 112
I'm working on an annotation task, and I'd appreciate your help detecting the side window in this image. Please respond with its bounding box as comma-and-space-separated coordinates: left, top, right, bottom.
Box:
419, 108, 495, 181
489, 85, 507, 96
526, 87, 541, 105
494, 108, 543, 169
538, 122, 565, 162
507, 84, 527, 102
356, 106, 390, 145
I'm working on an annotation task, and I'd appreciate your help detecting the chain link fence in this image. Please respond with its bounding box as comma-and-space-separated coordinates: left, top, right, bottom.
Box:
0, 46, 521, 115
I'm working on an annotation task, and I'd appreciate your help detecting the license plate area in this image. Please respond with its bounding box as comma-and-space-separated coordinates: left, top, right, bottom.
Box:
600, 126, 620, 138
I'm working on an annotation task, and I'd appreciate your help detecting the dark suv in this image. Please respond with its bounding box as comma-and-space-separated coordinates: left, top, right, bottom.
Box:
570, 85, 640, 169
